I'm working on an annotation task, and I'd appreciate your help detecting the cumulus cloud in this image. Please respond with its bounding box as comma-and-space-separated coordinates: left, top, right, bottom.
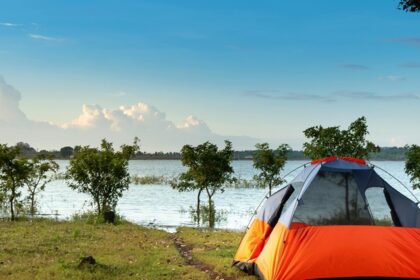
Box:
0, 76, 257, 151
389, 136, 407, 147
0, 76, 28, 122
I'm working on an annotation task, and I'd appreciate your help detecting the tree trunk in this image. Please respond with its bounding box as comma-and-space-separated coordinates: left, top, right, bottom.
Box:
268, 181, 272, 196
10, 197, 15, 221
196, 188, 203, 225
30, 196, 35, 217
95, 198, 101, 214
208, 195, 214, 228
205, 187, 216, 228
29, 192, 36, 217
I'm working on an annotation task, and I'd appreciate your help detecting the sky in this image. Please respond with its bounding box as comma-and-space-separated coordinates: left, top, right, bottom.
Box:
0, 0, 419, 151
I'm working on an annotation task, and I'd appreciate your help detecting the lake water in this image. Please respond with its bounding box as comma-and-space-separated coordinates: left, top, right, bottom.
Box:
37, 160, 419, 231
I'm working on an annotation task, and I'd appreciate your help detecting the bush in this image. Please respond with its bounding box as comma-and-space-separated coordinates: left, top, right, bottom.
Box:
71, 211, 127, 225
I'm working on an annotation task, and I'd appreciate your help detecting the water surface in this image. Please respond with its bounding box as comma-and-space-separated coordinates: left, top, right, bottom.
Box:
37, 160, 419, 231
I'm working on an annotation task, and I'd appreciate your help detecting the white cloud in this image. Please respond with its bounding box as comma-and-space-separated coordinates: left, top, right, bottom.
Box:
0, 76, 257, 151
29, 34, 66, 42
0, 76, 28, 122
0, 22, 20, 27
178, 115, 204, 128
61, 105, 106, 129
389, 137, 407, 147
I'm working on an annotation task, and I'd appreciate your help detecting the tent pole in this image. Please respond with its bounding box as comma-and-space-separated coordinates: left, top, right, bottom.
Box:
345, 174, 350, 221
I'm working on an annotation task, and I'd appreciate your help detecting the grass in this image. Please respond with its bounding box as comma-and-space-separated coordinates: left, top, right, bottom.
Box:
177, 227, 255, 279
0, 219, 253, 279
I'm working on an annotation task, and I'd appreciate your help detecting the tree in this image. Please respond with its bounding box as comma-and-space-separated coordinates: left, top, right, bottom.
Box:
60, 146, 74, 158
16, 142, 37, 157
0, 144, 31, 220
303, 117, 379, 160
65, 138, 139, 219
172, 141, 234, 227
405, 145, 420, 190
25, 155, 59, 216
399, 0, 420, 12
253, 143, 289, 196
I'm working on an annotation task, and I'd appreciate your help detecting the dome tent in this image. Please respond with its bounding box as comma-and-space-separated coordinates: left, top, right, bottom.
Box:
233, 157, 420, 279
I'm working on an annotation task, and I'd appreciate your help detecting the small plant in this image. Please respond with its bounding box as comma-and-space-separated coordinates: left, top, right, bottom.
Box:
130, 175, 167, 185
188, 204, 227, 228
71, 211, 127, 225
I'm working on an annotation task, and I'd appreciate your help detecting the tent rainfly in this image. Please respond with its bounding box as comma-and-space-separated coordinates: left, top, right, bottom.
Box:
233, 157, 420, 280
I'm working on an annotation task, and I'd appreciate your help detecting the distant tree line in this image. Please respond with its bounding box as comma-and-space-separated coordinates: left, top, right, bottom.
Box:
13, 142, 410, 161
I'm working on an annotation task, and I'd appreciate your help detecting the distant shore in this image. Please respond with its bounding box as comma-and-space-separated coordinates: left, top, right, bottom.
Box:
16, 142, 408, 161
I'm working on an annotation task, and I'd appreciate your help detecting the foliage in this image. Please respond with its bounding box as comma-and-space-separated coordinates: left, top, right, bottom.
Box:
0, 144, 31, 220
65, 138, 140, 217
60, 146, 74, 158
71, 210, 127, 225
399, 0, 420, 12
405, 144, 420, 189
303, 116, 379, 160
188, 204, 227, 228
172, 141, 234, 227
130, 175, 167, 185
24, 154, 59, 216
15, 142, 37, 157
253, 143, 289, 196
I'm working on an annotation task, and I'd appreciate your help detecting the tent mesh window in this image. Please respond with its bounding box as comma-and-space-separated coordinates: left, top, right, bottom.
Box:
292, 171, 373, 225
365, 187, 395, 226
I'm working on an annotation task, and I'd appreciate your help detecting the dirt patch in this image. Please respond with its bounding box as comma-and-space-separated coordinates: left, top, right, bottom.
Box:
173, 236, 235, 280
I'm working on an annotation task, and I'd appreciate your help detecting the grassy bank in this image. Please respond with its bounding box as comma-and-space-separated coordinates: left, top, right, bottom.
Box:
0, 219, 252, 279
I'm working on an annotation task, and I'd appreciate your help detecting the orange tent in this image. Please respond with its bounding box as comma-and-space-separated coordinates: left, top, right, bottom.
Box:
233, 157, 420, 279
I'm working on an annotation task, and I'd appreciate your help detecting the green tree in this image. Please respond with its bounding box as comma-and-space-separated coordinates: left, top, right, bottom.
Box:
16, 142, 37, 157
303, 117, 379, 160
253, 143, 289, 196
399, 0, 420, 12
25, 155, 59, 217
65, 138, 139, 219
60, 146, 74, 158
172, 141, 234, 227
405, 145, 420, 190
0, 144, 31, 220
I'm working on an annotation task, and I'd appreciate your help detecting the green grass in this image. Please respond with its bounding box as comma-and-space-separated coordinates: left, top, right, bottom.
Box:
176, 227, 255, 279
0, 220, 253, 279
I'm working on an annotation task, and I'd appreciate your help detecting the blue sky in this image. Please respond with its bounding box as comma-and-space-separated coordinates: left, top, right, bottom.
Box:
0, 0, 419, 150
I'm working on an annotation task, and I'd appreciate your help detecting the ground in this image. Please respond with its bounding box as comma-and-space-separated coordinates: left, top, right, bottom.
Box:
0, 219, 255, 280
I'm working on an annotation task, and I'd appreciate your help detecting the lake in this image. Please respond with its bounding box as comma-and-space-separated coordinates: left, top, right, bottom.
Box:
37, 160, 419, 231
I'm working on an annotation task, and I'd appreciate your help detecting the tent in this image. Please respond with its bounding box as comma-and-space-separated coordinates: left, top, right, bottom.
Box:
233, 157, 420, 279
